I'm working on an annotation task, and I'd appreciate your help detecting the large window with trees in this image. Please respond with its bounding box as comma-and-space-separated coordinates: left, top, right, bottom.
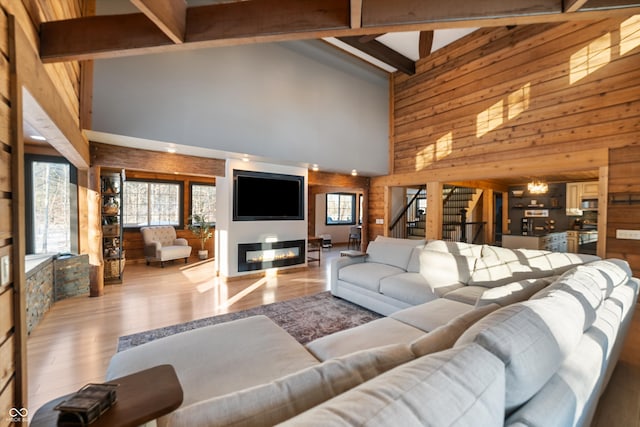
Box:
123, 180, 183, 228
25, 155, 78, 254
326, 193, 356, 225
190, 183, 216, 223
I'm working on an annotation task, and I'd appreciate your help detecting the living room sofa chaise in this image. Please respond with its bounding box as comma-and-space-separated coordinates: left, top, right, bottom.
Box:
105, 239, 638, 427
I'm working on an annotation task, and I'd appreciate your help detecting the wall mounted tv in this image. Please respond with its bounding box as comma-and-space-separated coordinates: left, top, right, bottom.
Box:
233, 170, 305, 221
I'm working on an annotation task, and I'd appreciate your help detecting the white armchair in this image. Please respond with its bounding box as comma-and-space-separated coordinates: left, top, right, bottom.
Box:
140, 226, 192, 267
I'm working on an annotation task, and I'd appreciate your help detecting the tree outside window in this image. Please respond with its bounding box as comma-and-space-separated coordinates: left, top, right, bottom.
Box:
326, 193, 356, 225
191, 184, 216, 223
123, 181, 182, 227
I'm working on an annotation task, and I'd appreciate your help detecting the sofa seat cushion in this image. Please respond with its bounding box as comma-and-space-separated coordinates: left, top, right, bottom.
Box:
476, 277, 556, 308
305, 317, 426, 361
159, 344, 415, 427
338, 262, 405, 292
409, 303, 500, 357
379, 272, 439, 305
278, 344, 505, 427
442, 286, 487, 305
106, 316, 319, 407
391, 298, 475, 332
158, 244, 192, 261
455, 297, 587, 412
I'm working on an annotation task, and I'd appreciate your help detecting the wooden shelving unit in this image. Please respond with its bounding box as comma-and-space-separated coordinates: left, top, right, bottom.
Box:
101, 170, 125, 283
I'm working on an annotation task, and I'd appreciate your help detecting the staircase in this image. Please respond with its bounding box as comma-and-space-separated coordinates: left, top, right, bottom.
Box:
442, 186, 482, 241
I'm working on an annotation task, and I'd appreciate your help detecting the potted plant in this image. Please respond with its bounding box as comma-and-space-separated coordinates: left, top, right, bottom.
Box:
188, 214, 213, 260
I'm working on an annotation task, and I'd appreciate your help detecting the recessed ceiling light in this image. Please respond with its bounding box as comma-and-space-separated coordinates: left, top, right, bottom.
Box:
242, 155, 250, 162
351, 169, 358, 176
167, 148, 176, 153
31, 135, 46, 141
311, 164, 319, 171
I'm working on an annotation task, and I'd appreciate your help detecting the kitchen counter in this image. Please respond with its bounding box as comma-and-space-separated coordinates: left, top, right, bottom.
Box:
502, 232, 568, 252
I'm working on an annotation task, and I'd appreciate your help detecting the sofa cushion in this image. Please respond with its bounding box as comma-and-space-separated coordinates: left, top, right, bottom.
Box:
106, 316, 319, 407
410, 303, 500, 357
278, 344, 505, 427
475, 277, 556, 308
419, 249, 476, 288
159, 344, 415, 427
366, 240, 416, 270
469, 256, 550, 288
305, 317, 425, 361
406, 247, 423, 273
424, 240, 483, 257
338, 262, 405, 292
391, 298, 475, 332
481, 245, 520, 262
379, 272, 439, 305
455, 298, 586, 412
442, 286, 487, 305
583, 259, 631, 297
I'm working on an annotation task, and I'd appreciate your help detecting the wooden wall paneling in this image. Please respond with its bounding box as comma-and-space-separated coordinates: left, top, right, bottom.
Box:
88, 166, 103, 296
0, 378, 15, 427
0, 149, 9, 194
597, 165, 608, 258
90, 142, 226, 178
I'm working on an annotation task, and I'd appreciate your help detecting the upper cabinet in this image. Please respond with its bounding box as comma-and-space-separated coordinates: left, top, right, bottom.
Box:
566, 181, 598, 216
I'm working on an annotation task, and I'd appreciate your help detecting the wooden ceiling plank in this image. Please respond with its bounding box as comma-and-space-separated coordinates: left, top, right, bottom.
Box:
186, 0, 349, 43
38, 2, 640, 63
40, 13, 174, 62
338, 36, 415, 75
564, 0, 590, 12
350, 0, 363, 29
362, 0, 563, 27
419, 30, 434, 58
130, 0, 186, 44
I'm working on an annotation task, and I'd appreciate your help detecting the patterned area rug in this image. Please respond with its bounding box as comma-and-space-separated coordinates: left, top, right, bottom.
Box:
117, 291, 382, 352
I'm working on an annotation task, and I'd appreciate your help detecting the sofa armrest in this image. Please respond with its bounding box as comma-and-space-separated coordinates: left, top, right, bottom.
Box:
174, 238, 189, 246
330, 256, 366, 295
144, 241, 161, 258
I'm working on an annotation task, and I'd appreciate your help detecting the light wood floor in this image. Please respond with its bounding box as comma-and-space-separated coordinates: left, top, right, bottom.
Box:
27, 250, 639, 426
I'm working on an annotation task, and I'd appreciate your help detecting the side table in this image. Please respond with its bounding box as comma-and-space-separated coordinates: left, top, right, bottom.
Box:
30, 364, 183, 427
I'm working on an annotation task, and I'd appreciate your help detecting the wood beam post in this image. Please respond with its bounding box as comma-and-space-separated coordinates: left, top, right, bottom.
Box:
350, 0, 362, 29
563, 0, 589, 12
482, 189, 494, 244
418, 30, 434, 58
131, 0, 187, 43
426, 182, 443, 240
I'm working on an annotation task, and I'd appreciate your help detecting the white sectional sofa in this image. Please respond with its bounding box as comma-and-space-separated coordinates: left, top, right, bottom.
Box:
331, 236, 599, 315
105, 239, 638, 427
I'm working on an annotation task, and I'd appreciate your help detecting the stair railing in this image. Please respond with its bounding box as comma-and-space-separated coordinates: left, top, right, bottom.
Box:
389, 186, 426, 238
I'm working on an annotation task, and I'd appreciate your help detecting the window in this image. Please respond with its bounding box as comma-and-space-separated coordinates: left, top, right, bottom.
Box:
190, 183, 216, 223
123, 180, 183, 227
25, 156, 78, 254
326, 193, 356, 225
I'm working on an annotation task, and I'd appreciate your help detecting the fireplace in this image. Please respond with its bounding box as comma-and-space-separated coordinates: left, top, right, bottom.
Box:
238, 239, 306, 272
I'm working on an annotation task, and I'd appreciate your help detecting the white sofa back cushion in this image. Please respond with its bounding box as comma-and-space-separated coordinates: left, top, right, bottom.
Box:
455, 297, 587, 412
366, 240, 417, 271
278, 343, 505, 427
419, 249, 477, 287
424, 239, 483, 257
159, 344, 415, 427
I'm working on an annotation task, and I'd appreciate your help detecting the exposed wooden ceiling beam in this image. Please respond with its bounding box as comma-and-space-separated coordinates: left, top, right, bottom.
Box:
564, 0, 589, 12
350, 0, 363, 29
338, 36, 415, 75
358, 33, 383, 43
39, 1, 640, 63
130, 0, 187, 44
418, 30, 434, 59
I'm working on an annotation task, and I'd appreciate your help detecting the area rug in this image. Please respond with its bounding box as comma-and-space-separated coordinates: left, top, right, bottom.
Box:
117, 291, 382, 352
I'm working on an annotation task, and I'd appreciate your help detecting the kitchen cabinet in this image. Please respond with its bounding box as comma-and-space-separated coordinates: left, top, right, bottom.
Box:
502, 232, 567, 252
566, 231, 579, 253
566, 181, 598, 216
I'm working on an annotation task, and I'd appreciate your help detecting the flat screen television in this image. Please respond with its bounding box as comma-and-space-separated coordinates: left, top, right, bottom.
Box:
233, 170, 305, 221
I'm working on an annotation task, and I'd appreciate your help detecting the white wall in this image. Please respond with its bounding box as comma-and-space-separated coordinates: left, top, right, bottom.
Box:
92, 40, 390, 176
216, 160, 308, 278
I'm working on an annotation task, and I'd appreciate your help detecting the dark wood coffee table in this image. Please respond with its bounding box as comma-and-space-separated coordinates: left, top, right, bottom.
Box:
30, 364, 183, 427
